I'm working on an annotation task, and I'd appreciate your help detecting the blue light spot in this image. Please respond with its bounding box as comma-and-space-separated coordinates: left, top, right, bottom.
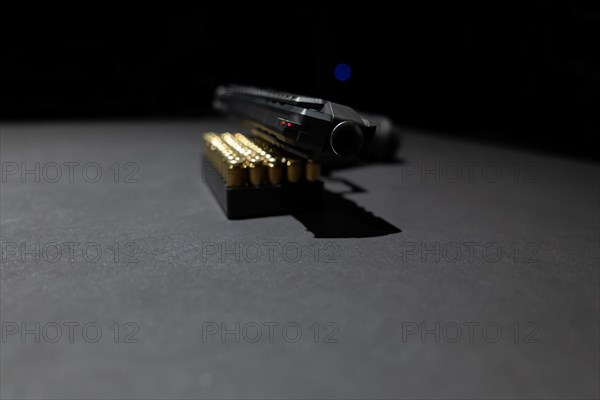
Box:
334, 63, 352, 81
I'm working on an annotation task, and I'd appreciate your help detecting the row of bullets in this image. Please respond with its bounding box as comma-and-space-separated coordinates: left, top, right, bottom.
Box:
203, 132, 321, 187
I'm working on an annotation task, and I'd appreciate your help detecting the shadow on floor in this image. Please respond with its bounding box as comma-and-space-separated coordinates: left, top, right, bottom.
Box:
293, 177, 401, 239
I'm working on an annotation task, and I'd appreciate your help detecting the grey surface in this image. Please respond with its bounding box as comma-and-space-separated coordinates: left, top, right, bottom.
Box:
1, 120, 598, 399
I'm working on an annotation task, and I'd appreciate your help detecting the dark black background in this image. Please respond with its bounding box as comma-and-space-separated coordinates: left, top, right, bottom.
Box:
1, 3, 598, 159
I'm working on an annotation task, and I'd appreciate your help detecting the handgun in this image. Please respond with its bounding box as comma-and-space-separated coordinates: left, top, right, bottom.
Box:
213, 85, 377, 162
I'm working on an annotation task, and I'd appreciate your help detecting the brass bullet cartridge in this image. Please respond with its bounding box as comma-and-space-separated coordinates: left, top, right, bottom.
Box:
234, 133, 267, 158
223, 133, 267, 187
286, 158, 302, 183
235, 133, 287, 186
266, 156, 284, 185
305, 159, 321, 182
224, 160, 247, 187
247, 160, 266, 187
246, 133, 303, 184
203, 132, 247, 187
